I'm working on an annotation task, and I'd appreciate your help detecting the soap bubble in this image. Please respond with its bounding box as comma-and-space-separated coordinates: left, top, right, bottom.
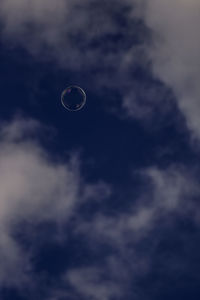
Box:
61, 86, 86, 111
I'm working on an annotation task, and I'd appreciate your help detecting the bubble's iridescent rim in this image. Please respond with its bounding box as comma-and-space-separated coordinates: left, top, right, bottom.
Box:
61, 85, 86, 111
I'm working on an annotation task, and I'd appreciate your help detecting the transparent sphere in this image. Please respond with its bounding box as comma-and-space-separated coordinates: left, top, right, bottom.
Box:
61, 86, 86, 111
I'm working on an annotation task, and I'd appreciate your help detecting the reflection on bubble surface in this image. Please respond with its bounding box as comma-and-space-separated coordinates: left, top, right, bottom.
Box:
61, 86, 86, 111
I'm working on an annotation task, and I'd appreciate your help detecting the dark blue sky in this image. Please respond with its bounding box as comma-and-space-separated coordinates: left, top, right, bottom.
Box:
0, 1, 200, 300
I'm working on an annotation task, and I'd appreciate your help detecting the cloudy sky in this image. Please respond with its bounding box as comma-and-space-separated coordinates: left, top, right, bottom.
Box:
0, 0, 200, 299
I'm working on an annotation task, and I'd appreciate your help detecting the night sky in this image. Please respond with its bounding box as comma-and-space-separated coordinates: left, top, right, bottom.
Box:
0, 1, 200, 300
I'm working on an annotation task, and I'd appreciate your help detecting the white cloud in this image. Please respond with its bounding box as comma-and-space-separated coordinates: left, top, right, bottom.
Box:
68, 266, 121, 300
0, 120, 79, 225
1, 0, 200, 135
0, 0, 125, 69
0, 231, 30, 288
79, 165, 199, 246
0, 0, 200, 295
63, 165, 200, 300
0, 117, 109, 288
0, 1, 175, 129
143, 0, 200, 138
0, 0, 70, 57
0, 120, 196, 299
0, 0, 161, 121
